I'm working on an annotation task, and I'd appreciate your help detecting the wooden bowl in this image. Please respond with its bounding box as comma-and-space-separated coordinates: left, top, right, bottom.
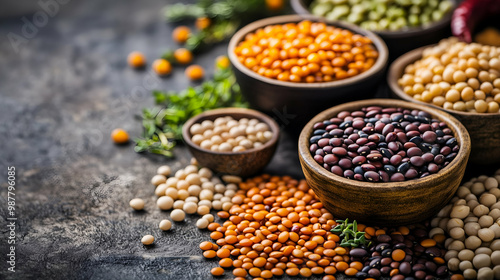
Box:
291, 0, 455, 60
388, 46, 500, 165
228, 15, 388, 131
182, 108, 280, 177
298, 99, 471, 226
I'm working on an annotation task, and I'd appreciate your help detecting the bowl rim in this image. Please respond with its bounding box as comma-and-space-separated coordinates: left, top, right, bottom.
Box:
227, 14, 388, 90
298, 98, 471, 191
182, 107, 280, 156
388, 44, 500, 117
290, 0, 456, 38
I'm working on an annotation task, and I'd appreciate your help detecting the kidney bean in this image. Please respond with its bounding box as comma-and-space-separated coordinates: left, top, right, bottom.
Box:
309, 106, 460, 183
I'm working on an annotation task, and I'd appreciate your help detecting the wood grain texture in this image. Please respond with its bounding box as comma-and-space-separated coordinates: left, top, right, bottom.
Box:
182, 108, 280, 177
227, 15, 389, 127
298, 99, 471, 226
388, 46, 500, 164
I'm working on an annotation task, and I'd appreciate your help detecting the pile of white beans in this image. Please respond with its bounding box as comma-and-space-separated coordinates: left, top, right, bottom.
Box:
190, 116, 273, 152
431, 168, 500, 280
129, 159, 242, 245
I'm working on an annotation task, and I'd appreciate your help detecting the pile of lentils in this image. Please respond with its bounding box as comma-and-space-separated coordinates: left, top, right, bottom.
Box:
234, 20, 379, 83
190, 116, 273, 152
310, 0, 453, 31
431, 168, 500, 279
309, 106, 460, 182
399, 38, 500, 113
349, 225, 453, 280
129, 159, 243, 245
199, 174, 345, 279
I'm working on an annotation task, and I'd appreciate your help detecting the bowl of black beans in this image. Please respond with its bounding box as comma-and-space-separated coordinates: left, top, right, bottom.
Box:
298, 99, 471, 225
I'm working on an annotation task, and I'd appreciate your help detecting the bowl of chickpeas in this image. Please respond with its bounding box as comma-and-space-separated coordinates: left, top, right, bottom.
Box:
228, 15, 388, 131
291, 0, 456, 59
388, 38, 500, 164
182, 107, 280, 177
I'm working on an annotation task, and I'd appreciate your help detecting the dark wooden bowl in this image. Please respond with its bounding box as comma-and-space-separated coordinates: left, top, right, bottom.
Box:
388, 46, 500, 165
298, 99, 471, 226
228, 15, 388, 132
182, 108, 280, 177
291, 0, 455, 60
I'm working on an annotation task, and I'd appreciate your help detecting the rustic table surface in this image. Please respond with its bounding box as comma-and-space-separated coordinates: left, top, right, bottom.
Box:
0, 1, 497, 280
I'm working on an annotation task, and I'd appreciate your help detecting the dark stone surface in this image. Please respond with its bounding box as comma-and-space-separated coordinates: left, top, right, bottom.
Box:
0, 1, 498, 280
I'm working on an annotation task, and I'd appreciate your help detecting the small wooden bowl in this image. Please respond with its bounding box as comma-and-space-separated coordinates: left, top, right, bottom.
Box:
388, 46, 500, 165
228, 15, 388, 130
298, 99, 471, 225
291, 0, 455, 60
182, 108, 280, 177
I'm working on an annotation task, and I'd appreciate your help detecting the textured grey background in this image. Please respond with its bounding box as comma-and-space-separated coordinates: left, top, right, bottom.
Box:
0, 0, 497, 280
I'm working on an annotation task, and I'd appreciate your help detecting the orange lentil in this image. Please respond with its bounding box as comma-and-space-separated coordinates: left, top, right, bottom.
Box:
234, 20, 378, 83
249, 267, 262, 277
345, 267, 358, 276
335, 261, 349, 272
323, 275, 336, 280
127, 51, 146, 68
233, 268, 247, 277
211, 267, 224, 276
203, 250, 216, 258
217, 248, 230, 258
421, 239, 437, 248
185, 65, 204, 80
199, 241, 213, 251
392, 249, 406, 262
219, 258, 233, 268
173, 48, 192, 64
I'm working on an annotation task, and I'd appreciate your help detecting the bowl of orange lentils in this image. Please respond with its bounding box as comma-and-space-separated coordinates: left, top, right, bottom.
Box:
228, 15, 388, 129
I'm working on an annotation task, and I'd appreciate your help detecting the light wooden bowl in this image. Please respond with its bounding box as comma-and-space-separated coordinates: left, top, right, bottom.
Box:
298, 99, 471, 225
182, 108, 279, 177
388, 46, 500, 165
228, 15, 388, 130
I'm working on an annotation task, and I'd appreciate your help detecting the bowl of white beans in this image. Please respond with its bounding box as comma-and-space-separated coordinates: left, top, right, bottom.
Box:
388, 38, 500, 164
182, 108, 280, 177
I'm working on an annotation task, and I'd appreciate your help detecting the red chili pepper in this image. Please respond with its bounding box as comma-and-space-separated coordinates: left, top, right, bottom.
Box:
451, 0, 500, 43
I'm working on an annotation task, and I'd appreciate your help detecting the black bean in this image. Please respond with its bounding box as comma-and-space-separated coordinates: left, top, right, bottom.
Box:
409, 136, 423, 145
380, 148, 393, 158
383, 165, 396, 174
445, 137, 457, 147
310, 135, 322, 143
397, 162, 410, 173
313, 129, 326, 136
381, 248, 392, 257
355, 271, 368, 279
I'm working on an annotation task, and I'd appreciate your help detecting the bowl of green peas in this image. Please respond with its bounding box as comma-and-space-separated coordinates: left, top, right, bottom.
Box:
292, 0, 456, 59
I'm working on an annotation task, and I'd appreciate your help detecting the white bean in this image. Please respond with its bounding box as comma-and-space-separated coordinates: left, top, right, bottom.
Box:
129, 198, 145, 210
